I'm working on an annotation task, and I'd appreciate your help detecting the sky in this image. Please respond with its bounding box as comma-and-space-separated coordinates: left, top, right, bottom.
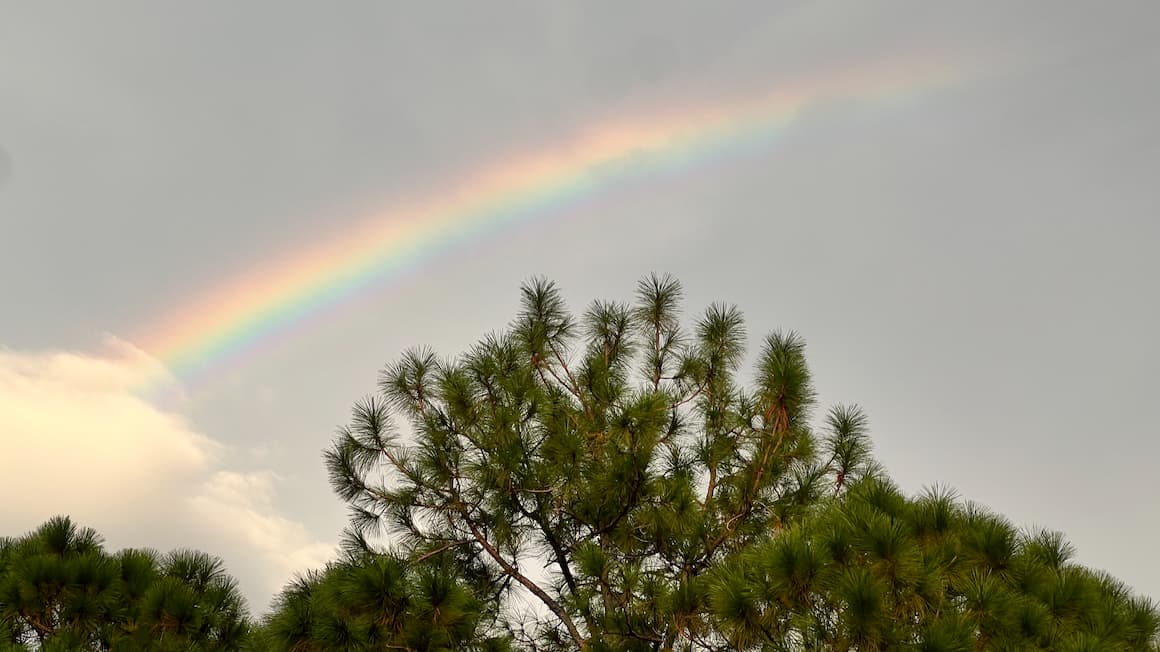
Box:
1, 2, 1158, 613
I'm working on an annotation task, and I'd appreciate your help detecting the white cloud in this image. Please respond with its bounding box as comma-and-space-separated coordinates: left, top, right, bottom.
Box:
0, 339, 334, 613
190, 470, 335, 597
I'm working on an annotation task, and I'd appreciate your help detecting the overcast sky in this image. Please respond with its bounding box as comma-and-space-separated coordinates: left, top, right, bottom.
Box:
2, 2, 1158, 613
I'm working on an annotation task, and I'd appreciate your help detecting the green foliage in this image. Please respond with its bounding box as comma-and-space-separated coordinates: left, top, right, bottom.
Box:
705, 478, 1160, 650
307, 274, 1157, 650
0, 516, 249, 650
316, 275, 892, 650
254, 554, 507, 651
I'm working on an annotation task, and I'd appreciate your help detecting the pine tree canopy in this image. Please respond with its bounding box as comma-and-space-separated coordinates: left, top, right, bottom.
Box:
0, 516, 250, 651
266, 274, 1158, 651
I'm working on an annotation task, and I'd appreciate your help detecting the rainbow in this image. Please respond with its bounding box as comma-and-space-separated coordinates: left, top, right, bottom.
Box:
135, 53, 970, 397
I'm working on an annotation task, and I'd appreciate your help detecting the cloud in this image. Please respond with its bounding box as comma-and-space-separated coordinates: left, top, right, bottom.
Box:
190, 470, 335, 597
0, 339, 333, 612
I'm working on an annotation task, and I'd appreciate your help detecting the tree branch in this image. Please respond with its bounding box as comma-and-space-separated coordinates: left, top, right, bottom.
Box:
512, 488, 579, 595
460, 509, 586, 650
697, 412, 791, 566
415, 539, 472, 563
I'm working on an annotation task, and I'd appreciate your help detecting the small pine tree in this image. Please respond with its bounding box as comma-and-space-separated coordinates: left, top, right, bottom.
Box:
0, 516, 250, 650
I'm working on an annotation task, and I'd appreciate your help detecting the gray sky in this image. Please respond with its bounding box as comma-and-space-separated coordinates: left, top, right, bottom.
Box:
2, 2, 1158, 612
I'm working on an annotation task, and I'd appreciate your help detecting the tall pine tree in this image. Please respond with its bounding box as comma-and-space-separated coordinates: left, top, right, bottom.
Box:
289, 275, 1158, 651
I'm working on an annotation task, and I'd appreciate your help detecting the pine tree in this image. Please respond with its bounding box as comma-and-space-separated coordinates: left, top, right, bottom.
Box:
321, 275, 880, 650
0, 516, 250, 650
275, 274, 1157, 651
254, 554, 507, 651
707, 478, 1160, 650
